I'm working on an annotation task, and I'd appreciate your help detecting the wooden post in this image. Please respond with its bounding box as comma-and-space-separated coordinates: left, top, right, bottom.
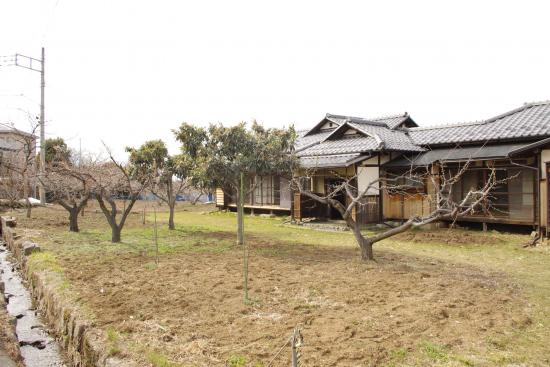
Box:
291, 327, 302, 367
241, 173, 249, 303
153, 207, 159, 265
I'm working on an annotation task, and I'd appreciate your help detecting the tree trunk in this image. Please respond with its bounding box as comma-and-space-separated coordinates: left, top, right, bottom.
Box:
69, 208, 79, 232
25, 199, 32, 219
346, 217, 374, 261
360, 238, 374, 261
168, 201, 175, 230
111, 226, 121, 243
192, 192, 203, 205
23, 175, 31, 218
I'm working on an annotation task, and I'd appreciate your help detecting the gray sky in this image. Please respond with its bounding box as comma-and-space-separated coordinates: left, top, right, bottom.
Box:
1, 0, 550, 158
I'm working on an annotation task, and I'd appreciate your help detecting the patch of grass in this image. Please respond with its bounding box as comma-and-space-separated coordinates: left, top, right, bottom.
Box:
106, 327, 122, 356
390, 347, 407, 361
453, 354, 475, 366
27, 251, 64, 273
144, 261, 158, 270
227, 354, 247, 367
106, 327, 119, 343
147, 351, 180, 367
420, 341, 449, 362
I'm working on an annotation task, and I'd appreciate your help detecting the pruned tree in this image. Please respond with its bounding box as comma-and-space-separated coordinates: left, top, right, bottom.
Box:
126, 140, 192, 230
42, 151, 95, 232
90, 147, 151, 242
292, 159, 510, 261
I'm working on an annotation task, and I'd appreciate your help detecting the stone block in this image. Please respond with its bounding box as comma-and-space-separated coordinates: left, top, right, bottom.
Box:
21, 241, 41, 256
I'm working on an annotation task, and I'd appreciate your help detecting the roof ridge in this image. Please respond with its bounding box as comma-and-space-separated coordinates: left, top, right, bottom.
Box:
326, 113, 390, 127
483, 100, 550, 124
409, 120, 485, 131
369, 112, 408, 121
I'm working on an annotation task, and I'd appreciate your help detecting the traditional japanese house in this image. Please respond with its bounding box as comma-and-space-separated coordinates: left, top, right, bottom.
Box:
216, 101, 550, 234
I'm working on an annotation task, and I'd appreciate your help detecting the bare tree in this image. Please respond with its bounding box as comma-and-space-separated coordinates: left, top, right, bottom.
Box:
91, 147, 151, 242
0, 120, 40, 218
42, 155, 96, 232
189, 187, 206, 205
292, 159, 510, 261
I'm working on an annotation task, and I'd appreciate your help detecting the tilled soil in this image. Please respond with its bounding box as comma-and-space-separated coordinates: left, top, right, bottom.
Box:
11, 206, 530, 366
61, 238, 526, 366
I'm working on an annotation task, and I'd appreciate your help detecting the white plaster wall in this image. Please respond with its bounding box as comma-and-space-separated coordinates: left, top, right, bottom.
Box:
358, 166, 379, 195
362, 156, 377, 165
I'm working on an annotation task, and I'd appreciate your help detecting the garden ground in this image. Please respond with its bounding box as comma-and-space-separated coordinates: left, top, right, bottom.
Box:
8, 202, 550, 366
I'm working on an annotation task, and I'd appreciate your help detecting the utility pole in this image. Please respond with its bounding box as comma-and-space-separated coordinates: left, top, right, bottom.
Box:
39, 47, 46, 204
0, 48, 47, 204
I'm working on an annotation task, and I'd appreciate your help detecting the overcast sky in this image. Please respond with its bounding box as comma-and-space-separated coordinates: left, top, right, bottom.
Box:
1, 0, 550, 158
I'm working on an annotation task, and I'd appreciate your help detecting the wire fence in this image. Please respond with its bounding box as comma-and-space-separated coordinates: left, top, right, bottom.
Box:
266, 326, 303, 367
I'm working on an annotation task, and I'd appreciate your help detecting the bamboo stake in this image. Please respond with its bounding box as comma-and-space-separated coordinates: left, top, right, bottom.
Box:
154, 206, 159, 266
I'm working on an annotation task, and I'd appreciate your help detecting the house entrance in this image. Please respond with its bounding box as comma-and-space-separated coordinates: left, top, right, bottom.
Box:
325, 178, 346, 220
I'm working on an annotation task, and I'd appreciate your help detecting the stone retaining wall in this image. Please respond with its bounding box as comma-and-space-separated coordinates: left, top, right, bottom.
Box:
0, 216, 131, 367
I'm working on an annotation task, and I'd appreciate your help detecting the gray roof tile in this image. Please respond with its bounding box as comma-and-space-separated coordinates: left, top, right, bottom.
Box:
300, 153, 366, 168
383, 143, 533, 167
297, 135, 380, 157
296, 101, 550, 168
409, 101, 550, 146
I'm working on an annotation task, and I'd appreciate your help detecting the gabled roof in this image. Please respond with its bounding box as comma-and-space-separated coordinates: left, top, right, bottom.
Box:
302, 112, 416, 137
368, 113, 418, 129
296, 112, 422, 157
409, 101, 550, 146
294, 129, 333, 152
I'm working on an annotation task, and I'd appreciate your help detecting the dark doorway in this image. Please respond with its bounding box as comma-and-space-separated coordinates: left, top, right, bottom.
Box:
325, 178, 346, 219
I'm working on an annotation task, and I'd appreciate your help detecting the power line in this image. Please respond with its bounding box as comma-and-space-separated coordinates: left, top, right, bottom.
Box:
0, 55, 16, 67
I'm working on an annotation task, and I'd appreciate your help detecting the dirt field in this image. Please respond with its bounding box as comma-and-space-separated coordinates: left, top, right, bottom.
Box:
6, 203, 549, 366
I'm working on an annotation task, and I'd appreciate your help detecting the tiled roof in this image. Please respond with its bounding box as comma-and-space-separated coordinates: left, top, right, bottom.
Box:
296, 113, 423, 157
409, 101, 550, 146
299, 153, 366, 169
295, 130, 333, 152
347, 122, 423, 152
297, 135, 380, 157
383, 142, 534, 167
324, 113, 412, 130
370, 114, 411, 129
296, 101, 550, 169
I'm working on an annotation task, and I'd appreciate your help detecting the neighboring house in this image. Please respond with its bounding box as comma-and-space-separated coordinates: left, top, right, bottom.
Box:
0, 125, 38, 200
216, 101, 550, 233
0, 126, 37, 175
